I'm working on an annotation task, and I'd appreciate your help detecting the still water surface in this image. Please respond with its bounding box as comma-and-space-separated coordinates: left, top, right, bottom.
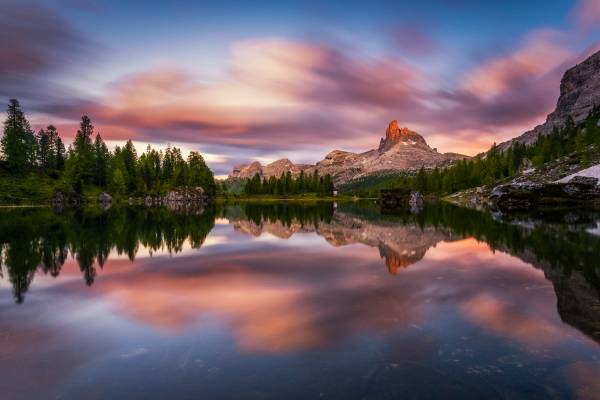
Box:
1, 202, 600, 399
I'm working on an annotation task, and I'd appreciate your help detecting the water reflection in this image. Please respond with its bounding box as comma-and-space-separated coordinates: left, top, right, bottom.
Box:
1, 202, 600, 399
0, 206, 215, 302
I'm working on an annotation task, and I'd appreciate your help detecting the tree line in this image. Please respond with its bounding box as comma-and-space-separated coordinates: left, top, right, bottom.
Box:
0, 99, 216, 197
243, 170, 335, 196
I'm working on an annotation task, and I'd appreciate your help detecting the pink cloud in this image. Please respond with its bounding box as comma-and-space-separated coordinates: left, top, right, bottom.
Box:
47, 38, 430, 153
461, 30, 571, 99
32, 30, 600, 161
572, 0, 600, 31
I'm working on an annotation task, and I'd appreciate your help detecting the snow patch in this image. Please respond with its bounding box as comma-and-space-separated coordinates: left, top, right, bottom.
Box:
556, 164, 600, 185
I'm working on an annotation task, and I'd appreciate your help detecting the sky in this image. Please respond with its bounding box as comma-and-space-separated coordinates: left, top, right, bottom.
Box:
2, 0, 600, 177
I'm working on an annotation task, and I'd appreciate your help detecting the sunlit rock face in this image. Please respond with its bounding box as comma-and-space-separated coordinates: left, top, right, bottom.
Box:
230, 161, 263, 180
378, 120, 428, 152
228, 121, 469, 185
229, 159, 312, 180
500, 49, 600, 150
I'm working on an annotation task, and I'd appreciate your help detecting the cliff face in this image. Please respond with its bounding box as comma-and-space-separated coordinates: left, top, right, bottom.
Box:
228, 120, 469, 184
500, 50, 600, 150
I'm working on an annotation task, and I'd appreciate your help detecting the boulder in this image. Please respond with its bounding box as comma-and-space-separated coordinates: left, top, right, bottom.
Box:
490, 180, 600, 212
97, 192, 112, 205
409, 191, 424, 213
162, 187, 210, 209
51, 188, 85, 209
378, 188, 424, 213
568, 176, 599, 186
51, 189, 66, 211
489, 185, 536, 211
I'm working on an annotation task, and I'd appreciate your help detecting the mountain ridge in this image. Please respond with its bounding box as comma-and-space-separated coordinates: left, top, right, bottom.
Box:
228, 121, 469, 185
499, 49, 600, 151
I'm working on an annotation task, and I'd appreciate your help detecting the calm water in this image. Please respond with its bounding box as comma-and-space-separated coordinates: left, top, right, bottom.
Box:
1, 202, 600, 399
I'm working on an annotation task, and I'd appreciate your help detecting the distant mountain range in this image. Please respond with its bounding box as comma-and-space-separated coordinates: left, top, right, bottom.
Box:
228, 120, 469, 185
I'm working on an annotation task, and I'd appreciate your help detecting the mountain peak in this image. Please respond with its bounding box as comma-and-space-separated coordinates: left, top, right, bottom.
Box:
379, 120, 428, 152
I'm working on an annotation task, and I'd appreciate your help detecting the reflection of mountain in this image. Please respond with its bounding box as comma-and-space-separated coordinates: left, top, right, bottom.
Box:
318, 212, 457, 274
226, 203, 459, 274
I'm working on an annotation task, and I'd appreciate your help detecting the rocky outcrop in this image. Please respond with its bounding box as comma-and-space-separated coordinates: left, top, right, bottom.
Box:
499, 50, 600, 150
143, 187, 212, 210
377, 188, 424, 213
490, 178, 600, 212
228, 120, 469, 185
51, 189, 85, 210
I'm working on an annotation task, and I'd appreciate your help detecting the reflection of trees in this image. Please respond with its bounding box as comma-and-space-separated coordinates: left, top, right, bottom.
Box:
235, 202, 335, 228
0, 206, 215, 303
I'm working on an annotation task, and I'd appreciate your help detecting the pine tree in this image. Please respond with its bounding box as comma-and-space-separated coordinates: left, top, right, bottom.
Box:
111, 168, 126, 195
71, 115, 96, 183
37, 128, 51, 168
186, 151, 215, 196
45, 125, 63, 170
1, 99, 37, 172
94, 134, 110, 187
122, 139, 139, 192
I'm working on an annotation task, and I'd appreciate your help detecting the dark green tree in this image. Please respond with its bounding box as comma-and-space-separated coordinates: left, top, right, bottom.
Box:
94, 134, 111, 187
70, 115, 96, 183
1, 99, 37, 172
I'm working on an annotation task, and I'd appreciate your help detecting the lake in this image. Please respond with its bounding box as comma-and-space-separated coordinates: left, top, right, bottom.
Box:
1, 202, 600, 399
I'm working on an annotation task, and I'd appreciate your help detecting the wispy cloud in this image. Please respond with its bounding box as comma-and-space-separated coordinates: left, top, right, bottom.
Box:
0, 0, 92, 107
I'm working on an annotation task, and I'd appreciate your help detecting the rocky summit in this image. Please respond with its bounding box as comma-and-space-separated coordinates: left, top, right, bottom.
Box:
228, 120, 469, 185
499, 49, 600, 150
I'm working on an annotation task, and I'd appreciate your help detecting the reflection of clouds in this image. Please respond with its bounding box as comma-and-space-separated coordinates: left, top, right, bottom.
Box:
3, 227, 600, 397
563, 361, 600, 400
461, 294, 562, 347
0, 291, 114, 399
50, 236, 588, 361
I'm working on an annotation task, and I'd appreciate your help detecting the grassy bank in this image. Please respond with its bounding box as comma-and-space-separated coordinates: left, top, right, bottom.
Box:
0, 169, 61, 205
0, 169, 121, 206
